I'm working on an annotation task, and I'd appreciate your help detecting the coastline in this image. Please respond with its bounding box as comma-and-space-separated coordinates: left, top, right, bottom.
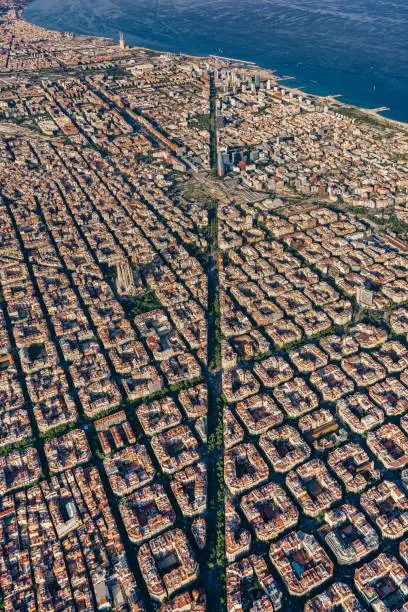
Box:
12, 4, 408, 131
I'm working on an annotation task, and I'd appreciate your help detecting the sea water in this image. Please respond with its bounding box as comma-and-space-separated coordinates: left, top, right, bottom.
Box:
24, 0, 408, 123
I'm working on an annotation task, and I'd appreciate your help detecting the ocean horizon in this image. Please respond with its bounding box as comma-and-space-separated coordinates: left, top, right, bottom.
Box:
23, 0, 408, 124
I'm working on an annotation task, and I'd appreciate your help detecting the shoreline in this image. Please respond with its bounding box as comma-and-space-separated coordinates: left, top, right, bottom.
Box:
12, 5, 408, 131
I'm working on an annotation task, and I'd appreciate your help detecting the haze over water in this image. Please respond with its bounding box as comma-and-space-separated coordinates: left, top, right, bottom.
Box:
24, 0, 408, 123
